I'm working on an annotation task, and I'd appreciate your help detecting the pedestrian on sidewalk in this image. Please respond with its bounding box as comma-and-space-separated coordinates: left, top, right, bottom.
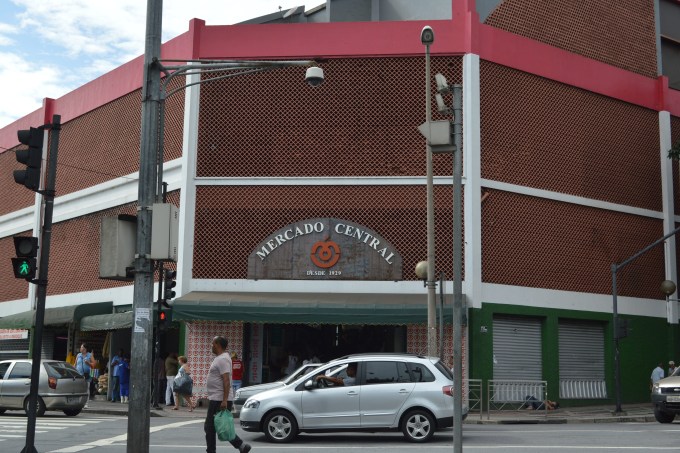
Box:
119, 354, 131, 403
110, 349, 123, 402
231, 352, 243, 394
204, 336, 251, 453
76, 343, 97, 409
173, 356, 194, 412
651, 362, 665, 389
165, 352, 179, 407
669, 361, 676, 377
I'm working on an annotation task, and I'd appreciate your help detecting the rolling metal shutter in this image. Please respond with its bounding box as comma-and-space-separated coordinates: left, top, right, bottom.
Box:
493, 316, 543, 380
558, 320, 607, 399
0, 337, 30, 360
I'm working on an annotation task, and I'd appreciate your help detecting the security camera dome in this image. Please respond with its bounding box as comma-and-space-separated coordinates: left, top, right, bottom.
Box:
305, 67, 324, 87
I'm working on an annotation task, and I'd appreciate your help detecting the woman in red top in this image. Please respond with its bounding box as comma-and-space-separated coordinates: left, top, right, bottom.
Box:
231, 352, 243, 393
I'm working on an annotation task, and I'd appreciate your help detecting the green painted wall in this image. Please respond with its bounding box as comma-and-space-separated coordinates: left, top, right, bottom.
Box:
468, 303, 680, 406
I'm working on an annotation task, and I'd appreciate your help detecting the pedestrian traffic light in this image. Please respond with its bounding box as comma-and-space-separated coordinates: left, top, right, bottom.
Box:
158, 306, 172, 329
163, 269, 176, 301
11, 236, 39, 281
14, 127, 44, 192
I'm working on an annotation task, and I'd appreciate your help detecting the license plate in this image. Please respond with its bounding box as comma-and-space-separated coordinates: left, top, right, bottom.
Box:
67, 396, 80, 403
666, 395, 680, 402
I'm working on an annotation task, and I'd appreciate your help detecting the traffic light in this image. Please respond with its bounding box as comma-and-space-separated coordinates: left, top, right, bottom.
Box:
163, 269, 176, 301
11, 236, 39, 281
14, 127, 44, 192
158, 308, 171, 329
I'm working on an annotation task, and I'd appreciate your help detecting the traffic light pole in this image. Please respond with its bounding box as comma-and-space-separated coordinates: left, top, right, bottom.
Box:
127, 0, 162, 451
22, 115, 61, 453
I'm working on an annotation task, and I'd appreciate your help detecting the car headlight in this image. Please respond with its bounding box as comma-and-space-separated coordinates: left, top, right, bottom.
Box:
243, 399, 260, 409
652, 384, 662, 394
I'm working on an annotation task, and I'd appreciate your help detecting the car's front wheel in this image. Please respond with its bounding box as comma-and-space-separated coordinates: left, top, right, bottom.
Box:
263, 410, 298, 443
401, 409, 435, 443
654, 405, 676, 423
24, 396, 46, 417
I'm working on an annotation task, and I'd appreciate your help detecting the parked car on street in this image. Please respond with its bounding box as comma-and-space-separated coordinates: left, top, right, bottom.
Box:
0, 359, 88, 416
239, 353, 467, 443
651, 366, 680, 423
234, 362, 322, 413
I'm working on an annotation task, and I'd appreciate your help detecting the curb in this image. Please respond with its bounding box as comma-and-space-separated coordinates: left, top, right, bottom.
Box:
463, 414, 656, 425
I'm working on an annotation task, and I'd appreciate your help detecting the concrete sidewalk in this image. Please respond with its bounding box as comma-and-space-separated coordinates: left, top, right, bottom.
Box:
464, 403, 656, 424
83, 396, 657, 424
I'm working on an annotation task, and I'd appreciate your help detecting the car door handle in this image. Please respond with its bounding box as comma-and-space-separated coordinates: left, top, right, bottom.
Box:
347, 391, 358, 396
399, 389, 409, 393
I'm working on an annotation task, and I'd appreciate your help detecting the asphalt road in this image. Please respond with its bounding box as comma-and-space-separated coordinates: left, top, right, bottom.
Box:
1, 414, 679, 452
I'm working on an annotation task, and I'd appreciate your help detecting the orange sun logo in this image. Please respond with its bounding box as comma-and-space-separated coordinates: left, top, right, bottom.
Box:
310, 240, 341, 268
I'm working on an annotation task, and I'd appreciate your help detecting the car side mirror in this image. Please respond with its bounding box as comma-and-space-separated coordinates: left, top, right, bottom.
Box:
304, 379, 315, 390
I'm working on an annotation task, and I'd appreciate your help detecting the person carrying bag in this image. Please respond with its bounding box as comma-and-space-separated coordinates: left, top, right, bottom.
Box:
214, 409, 236, 442
173, 356, 194, 411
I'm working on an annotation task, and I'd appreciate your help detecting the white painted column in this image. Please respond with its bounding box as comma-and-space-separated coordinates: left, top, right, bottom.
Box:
463, 53, 482, 310
176, 70, 201, 298
660, 111, 678, 323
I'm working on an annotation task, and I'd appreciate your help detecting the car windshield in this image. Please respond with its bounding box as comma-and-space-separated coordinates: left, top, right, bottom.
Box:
673, 367, 680, 377
44, 361, 82, 379
281, 364, 322, 384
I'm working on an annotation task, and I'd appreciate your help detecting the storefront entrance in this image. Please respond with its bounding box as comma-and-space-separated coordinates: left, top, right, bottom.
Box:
258, 323, 406, 382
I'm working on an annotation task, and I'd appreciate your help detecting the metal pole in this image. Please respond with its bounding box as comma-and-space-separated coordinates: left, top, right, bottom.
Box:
22, 115, 60, 453
452, 84, 463, 453
425, 41, 438, 357
611, 264, 622, 413
128, 0, 162, 450
439, 272, 445, 360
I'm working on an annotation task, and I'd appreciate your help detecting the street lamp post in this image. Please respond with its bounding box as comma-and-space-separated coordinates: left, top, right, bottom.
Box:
421, 25, 438, 357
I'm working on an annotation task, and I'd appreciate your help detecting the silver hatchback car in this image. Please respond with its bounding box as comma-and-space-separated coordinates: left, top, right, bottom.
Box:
239, 353, 466, 443
0, 359, 88, 417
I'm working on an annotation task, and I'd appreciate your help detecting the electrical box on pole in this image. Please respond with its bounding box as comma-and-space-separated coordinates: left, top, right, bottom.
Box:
150, 203, 179, 261
99, 215, 137, 280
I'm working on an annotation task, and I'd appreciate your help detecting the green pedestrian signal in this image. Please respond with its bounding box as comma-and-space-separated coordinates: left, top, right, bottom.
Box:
12, 257, 36, 279
11, 236, 39, 281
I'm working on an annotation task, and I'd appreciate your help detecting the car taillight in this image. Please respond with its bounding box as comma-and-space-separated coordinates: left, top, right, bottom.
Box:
48, 376, 57, 389
442, 385, 453, 396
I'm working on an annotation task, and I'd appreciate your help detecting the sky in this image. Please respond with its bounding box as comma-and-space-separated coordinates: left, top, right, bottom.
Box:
0, 0, 307, 129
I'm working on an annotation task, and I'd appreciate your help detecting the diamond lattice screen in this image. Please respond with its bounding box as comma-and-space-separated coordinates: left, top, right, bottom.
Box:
482, 190, 665, 298
56, 78, 184, 197
193, 185, 462, 281
484, 0, 658, 78
481, 61, 661, 212
46, 190, 180, 296
196, 57, 462, 178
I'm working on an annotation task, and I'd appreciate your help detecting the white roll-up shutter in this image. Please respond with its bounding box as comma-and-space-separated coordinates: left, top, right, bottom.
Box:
558, 320, 607, 399
493, 316, 542, 380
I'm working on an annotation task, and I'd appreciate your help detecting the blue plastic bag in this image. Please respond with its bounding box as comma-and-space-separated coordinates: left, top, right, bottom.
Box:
214, 410, 236, 442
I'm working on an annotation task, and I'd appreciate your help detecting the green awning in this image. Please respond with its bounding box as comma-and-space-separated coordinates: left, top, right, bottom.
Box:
80, 311, 133, 331
0, 302, 113, 329
173, 292, 452, 325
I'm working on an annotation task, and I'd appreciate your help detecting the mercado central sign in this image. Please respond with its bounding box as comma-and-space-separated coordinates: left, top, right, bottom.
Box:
248, 218, 403, 281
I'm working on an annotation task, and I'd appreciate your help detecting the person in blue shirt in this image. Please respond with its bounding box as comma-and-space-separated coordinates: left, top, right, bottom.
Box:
75, 343, 97, 408
110, 349, 124, 402
119, 354, 131, 403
